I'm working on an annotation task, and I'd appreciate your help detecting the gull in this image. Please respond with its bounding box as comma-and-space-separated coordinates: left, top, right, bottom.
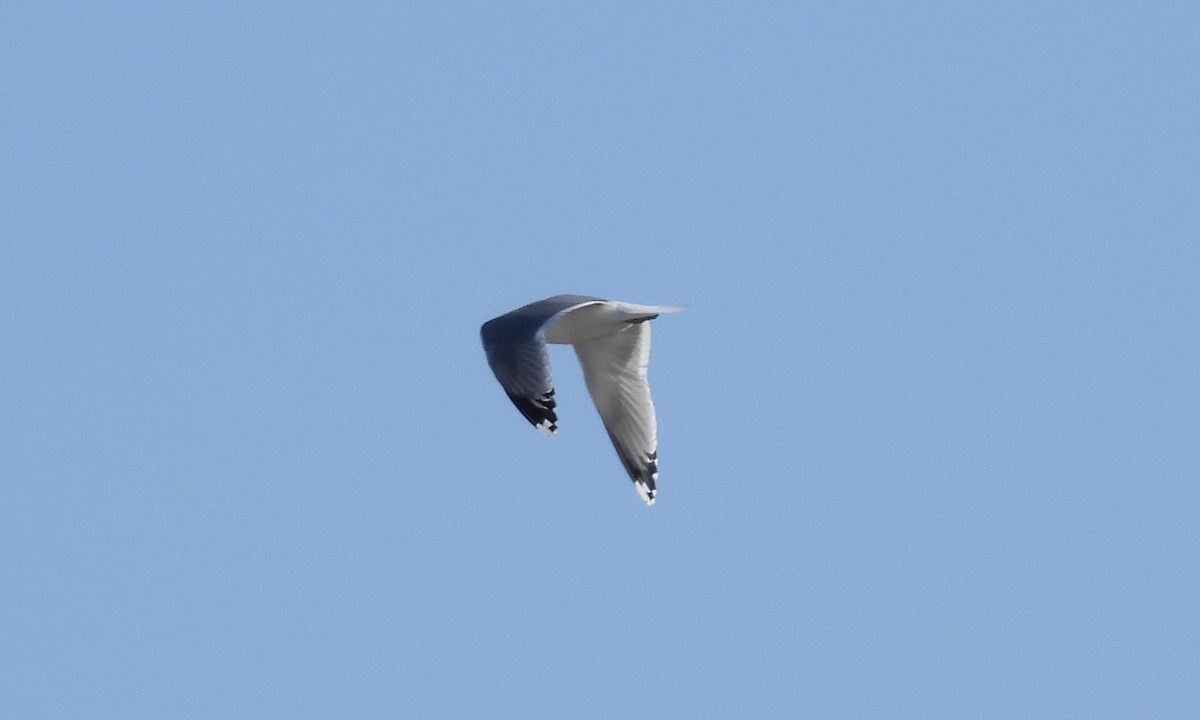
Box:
481, 295, 683, 505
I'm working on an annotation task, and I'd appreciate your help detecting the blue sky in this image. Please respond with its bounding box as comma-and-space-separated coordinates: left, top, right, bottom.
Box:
3, 2, 1197, 717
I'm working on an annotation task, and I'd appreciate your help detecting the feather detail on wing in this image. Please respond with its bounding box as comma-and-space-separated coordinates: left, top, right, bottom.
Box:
573, 321, 660, 505
480, 295, 603, 435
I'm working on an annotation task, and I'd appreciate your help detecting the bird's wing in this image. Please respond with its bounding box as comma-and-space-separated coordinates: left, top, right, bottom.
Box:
573, 320, 661, 504
480, 296, 604, 435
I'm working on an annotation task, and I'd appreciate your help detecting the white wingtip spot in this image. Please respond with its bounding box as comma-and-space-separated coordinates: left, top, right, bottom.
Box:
635, 481, 656, 506
535, 419, 556, 436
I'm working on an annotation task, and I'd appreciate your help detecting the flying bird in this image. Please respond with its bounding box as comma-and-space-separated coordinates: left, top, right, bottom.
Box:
481, 295, 683, 505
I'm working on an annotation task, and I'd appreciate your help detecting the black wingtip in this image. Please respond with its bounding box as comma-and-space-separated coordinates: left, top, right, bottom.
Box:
638, 451, 659, 504
507, 389, 558, 435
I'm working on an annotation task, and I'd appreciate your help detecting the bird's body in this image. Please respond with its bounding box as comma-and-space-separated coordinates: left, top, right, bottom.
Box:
481, 295, 683, 505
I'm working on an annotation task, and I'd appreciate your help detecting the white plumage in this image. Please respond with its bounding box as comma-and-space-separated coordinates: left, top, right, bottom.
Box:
481, 295, 683, 505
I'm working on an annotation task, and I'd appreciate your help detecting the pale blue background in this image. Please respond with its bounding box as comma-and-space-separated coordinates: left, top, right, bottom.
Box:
3, 2, 1197, 718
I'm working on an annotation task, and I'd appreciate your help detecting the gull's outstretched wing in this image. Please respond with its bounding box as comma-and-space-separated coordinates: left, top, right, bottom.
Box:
480, 295, 603, 435
573, 320, 660, 504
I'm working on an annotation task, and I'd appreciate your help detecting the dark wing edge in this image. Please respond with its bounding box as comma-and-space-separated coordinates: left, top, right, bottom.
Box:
606, 431, 659, 505
507, 388, 558, 436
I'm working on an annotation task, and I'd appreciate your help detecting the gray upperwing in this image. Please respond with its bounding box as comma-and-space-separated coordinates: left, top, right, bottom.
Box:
481, 295, 604, 435
573, 320, 660, 504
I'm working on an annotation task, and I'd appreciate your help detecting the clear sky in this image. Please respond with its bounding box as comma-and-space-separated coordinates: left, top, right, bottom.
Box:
3, 2, 1197, 718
